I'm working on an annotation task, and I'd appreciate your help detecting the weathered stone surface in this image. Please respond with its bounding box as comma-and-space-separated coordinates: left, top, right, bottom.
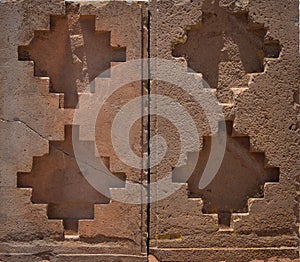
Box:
149, 0, 299, 261
0, 0, 146, 260
0, 0, 299, 261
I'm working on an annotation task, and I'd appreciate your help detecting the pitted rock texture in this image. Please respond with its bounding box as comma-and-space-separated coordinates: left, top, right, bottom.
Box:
149, 0, 299, 261
185, 121, 279, 227
0, 0, 299, 261
17, 125, 126, 235
0, 0, 146, 259
173, 0, 281, 102
18, 5, 126, 108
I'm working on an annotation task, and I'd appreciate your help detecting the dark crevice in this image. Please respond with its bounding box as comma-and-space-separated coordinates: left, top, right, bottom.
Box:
146, 7, 151, 258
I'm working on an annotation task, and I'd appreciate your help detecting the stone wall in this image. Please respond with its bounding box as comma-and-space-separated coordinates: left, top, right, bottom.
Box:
0, 0, 299, 261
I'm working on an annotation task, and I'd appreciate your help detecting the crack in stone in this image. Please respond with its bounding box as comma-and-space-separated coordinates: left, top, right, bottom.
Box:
0, 118, 48, 141
0, 118, 118, 182
50, 144, 115, 178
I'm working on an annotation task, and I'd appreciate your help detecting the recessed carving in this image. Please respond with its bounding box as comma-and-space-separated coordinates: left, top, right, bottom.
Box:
172, 1, 281, 93
174, 122, 279, 228
18, 3, 126, 108
17, 125, 125, 235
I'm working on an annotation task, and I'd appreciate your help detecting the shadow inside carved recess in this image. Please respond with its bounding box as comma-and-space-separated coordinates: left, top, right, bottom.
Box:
172, 0, 281, 90
18, 6, 126, 108
17, 125, 125, 236
173, 121, 279, 228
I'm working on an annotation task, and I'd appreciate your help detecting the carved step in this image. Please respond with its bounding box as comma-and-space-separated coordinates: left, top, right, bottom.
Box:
18, 13, 126, 109
17, 125, 127, 239
171, 121, 279, 229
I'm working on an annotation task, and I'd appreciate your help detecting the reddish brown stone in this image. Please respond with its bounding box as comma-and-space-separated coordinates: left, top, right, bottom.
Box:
0, 0, 299, 261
